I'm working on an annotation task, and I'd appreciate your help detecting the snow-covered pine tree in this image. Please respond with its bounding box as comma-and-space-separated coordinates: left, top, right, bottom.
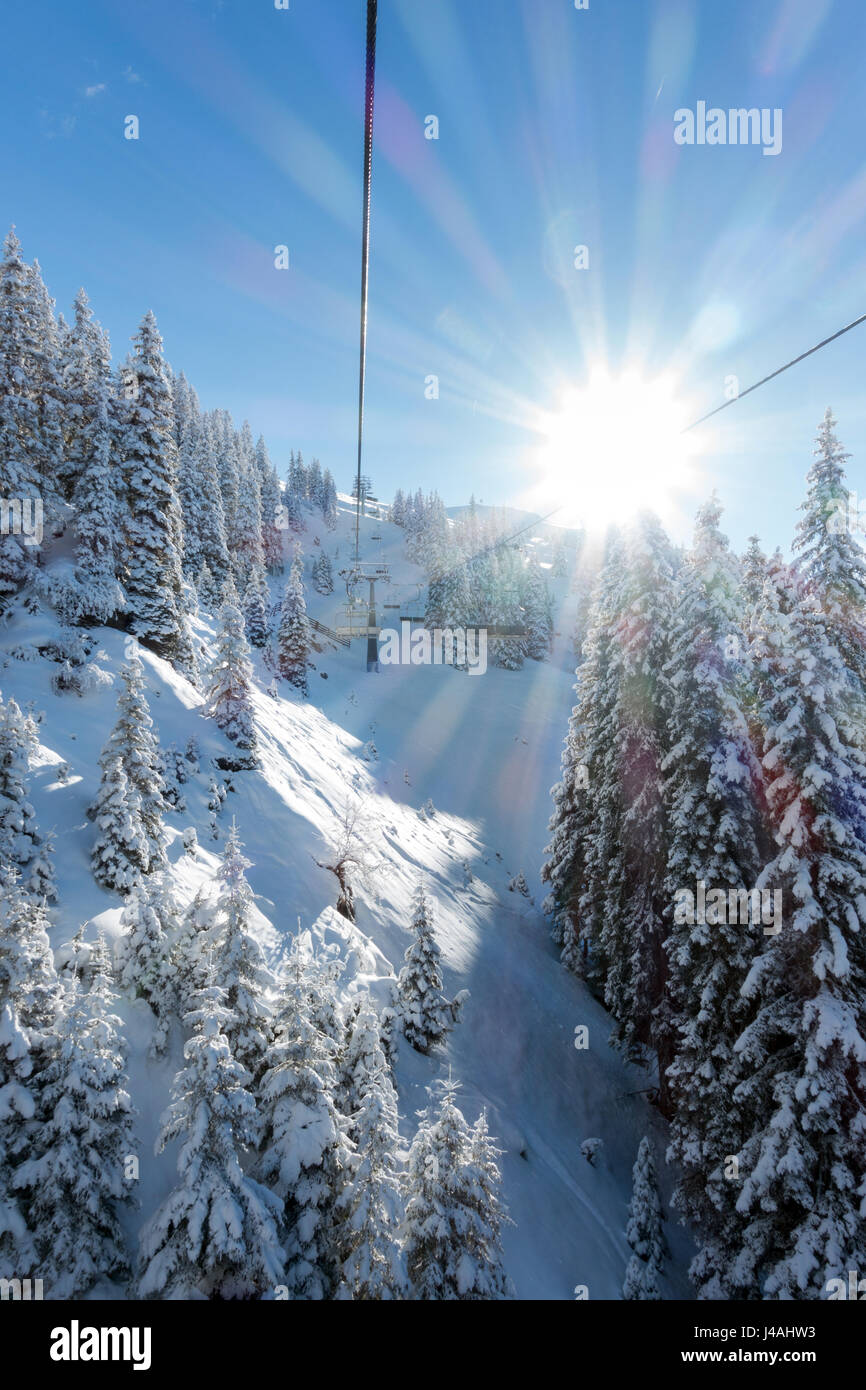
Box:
116, 873, 178, 1053
662, 498, 766, 1281
25, 256, 66, 532
204, 602, 258, 770
312, 552, 334, 595
139, 980, 285, 1299
741, 534, 768, 640
522, 557, 553, 660
0, 691, 57, 901
622, 1137, 665, 1300
256, 939, 351, 1299
16, 954, 136, 1297
193, 415, 231, 592
403, 1079, 511, 1299
321, 469, 338, 530
277, 550, 312, 695
334, 1001, 407, 1299
598, 513, 675, 1089
71, 315, 124, 625
0, 229, 45, 606
58, 287, 99, 499
234, 443, 265, 585
256, 438, 284, 572
730, 580, 866, 1299
793, 408, 866, 704
206, 825, 274, 1084
0, 874, 61, 1280
396, 883, 460, 1054
92, 652, 168, 874
542, 528, 625, 983
242, 562, 271, 647
117, 312, 196, 677
90, 755, 149, 894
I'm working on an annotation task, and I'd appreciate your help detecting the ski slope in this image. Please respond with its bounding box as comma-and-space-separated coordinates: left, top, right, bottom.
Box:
1, 497, 692, 1299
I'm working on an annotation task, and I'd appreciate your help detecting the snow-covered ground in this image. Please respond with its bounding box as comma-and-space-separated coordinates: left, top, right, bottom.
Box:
2, 497, 692, 1299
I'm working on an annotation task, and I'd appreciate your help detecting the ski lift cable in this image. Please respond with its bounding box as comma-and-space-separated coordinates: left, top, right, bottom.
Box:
354, 0, 378, 571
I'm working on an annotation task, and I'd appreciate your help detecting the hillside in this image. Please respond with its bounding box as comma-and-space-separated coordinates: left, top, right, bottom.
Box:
2, 496, 690, 1300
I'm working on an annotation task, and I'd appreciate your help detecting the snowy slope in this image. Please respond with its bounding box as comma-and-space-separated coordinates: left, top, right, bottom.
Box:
1, 497, 692, 1300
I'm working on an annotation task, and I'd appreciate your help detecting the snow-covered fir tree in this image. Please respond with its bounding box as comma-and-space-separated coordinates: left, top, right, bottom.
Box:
242, 563, 271, 647
522, 557, 553, 660
117, 311, 197, 678
0, 875, 61, 1279
277, 550, 313, 695
92, 652, 168, 874
403, 1079, 511, 1299
730, 578, 866, 1298
204, 602, 258, 769
116, 873, 178, 1053
206, 825, 275, 1084
312, 552, 334, 595
0, 691, 57, 901
16, 949, 136, 1297
139, 980, 285, 1299
90, 755, 149, 894
334, 1001, 407, 1299
622, 1137, 665, 1300
256, 938, 351, 1299
396, 883, 460, 1054
68, 300, 124, 625
0, 230, 54, 604
793, 408, 866, 706
662, 498, 765, 1287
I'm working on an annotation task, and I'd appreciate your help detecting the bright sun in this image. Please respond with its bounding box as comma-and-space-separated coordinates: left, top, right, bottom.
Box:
529, 368, 698, 530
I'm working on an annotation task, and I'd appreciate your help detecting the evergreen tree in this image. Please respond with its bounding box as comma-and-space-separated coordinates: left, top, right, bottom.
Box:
117, 312, 196, 677
71, 317, 123, 624
116, 873, 177, 1053
139, 981, 285, 1299
622, 1137, 665, 1300
193, 416, 231, 590
312, 552, 334, 596
662, 499, 765, 1284
0, 692, 57, 901
522, 558, 553, 660
204, 603, 258, 769
256, 939, 351, 1299
542, 529, 625, 982
90, 756, 149, 894
404, 1079, 511, 1299
277, 551, 312, 695
256, 439, 284, 572
207, 826, 274, 1083
794, 408, 866, 701
730, 586, 866, 1299
335, 1002, 407, 1299
0, 876, 60, 1279
242, 563, 271, 647
396, 883, 459, 1054
16, 952, 136, 1297
0, 229, 44, 604
92, 653, 168, 873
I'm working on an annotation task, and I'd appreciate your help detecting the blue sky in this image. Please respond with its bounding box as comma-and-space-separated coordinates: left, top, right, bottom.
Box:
3, 0, 866, 552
